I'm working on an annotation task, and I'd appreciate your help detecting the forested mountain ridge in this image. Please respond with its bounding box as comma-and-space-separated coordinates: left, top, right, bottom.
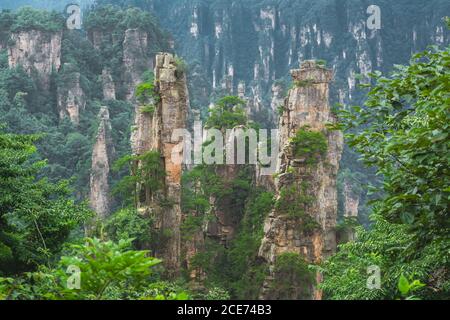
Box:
0, 1, 448, 300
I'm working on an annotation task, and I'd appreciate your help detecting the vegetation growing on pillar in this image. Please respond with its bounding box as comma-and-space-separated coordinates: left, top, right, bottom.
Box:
186, 189, 274, 300
112, 150, 165, 208
291, 127, 328, 166
270, 253, 315, 300
275, 183, 320, 233
136, 73, 159, 116
293, 79, 315, 88
174, 56, 188, 76
0, 7, 64, 33
205, 96, 247, 130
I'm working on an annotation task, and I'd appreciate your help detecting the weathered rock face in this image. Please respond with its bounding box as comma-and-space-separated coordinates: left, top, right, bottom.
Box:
206, 164, 244, 245
340, 179, 360, 242
154, 0, 449, 114
131, 53, 188, 277
270, 82, 285, 116
152, 1, 450, 227
343, 179, 360, 220
8, 30, 62, 90
123, 29, 153, 101
102, 69, 116, 101
90, 106, 114, 219
57, 68, 85, 124
258, 61, 343, 300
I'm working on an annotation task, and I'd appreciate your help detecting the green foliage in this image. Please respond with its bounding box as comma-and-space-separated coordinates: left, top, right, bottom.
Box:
85, 5, 158, 33
186, 188, 274, 300
319, 215, 449, 300
202, 287, 230, 301
0, 238, 172, 300
332, 46, 449, 237
136, 81, 159, 105
397, 274, 426, 300
277, 104, 286, 116
0, 131, 92, 275
180, 215, 204, 241
226, 191, 274, 299
294, 79, 314, 88
175, 56, 188, 75
140, 104, 156, 115
1, 7, 64, 33
291, 127, 328, 165
315, 59, 327, 67
270, 253, 315, 300
181, 165, 223, 214
105, 207, 153, 249
135, 73, 159, 116
275, 184, 319, 232
205, 96, 247, 130
323, 43, 450, 301
113, 151, 165, 208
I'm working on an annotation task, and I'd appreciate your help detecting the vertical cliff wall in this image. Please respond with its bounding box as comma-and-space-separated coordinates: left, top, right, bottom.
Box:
8, 30, 62, 90
131, 53, 189, 277
123, 28, 154, 101
258, 61, 343, 300
150, 0, 450, 227
152, 0, 450, 113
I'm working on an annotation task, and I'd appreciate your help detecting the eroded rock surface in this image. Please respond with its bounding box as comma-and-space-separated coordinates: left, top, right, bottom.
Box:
258, 61, 343, 300
90, 107, 114, 219
8, 30, 62, 90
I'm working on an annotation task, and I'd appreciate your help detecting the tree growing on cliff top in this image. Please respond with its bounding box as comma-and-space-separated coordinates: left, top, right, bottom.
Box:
205, 96, 247, 130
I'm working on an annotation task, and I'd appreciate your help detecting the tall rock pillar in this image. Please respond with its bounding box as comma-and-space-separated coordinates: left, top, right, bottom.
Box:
89, 107, 114, 219
258, 61, 343, 300
131, 53, 189, 277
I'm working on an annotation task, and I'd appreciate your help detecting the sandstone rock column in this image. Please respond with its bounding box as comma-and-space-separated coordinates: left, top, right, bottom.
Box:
90, 107, 114, 219
258, 61, 343, 300
57, 65, 86, 125
102, 69, 116, 101
131, 53, 189, 277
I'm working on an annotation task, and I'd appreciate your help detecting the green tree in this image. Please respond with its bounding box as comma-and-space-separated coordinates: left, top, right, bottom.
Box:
0, 238, 188, 300
0, 130, 92, 275
323, 43, 450, 299
205, 96, 247, 130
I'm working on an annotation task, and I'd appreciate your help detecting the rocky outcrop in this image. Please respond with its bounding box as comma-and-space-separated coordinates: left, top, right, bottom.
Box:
123, 29, 153, 101
258, 61, 343, 300
343, 179, 360, 220
131, 53, 189, 277
8, 30, 62, 90
90, 107, 114, 219
270, 82, 285, 116
206, 164, 244, 245
57, 67, 85, 124
102, 69, 116, 101
339, 178, 360, 242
